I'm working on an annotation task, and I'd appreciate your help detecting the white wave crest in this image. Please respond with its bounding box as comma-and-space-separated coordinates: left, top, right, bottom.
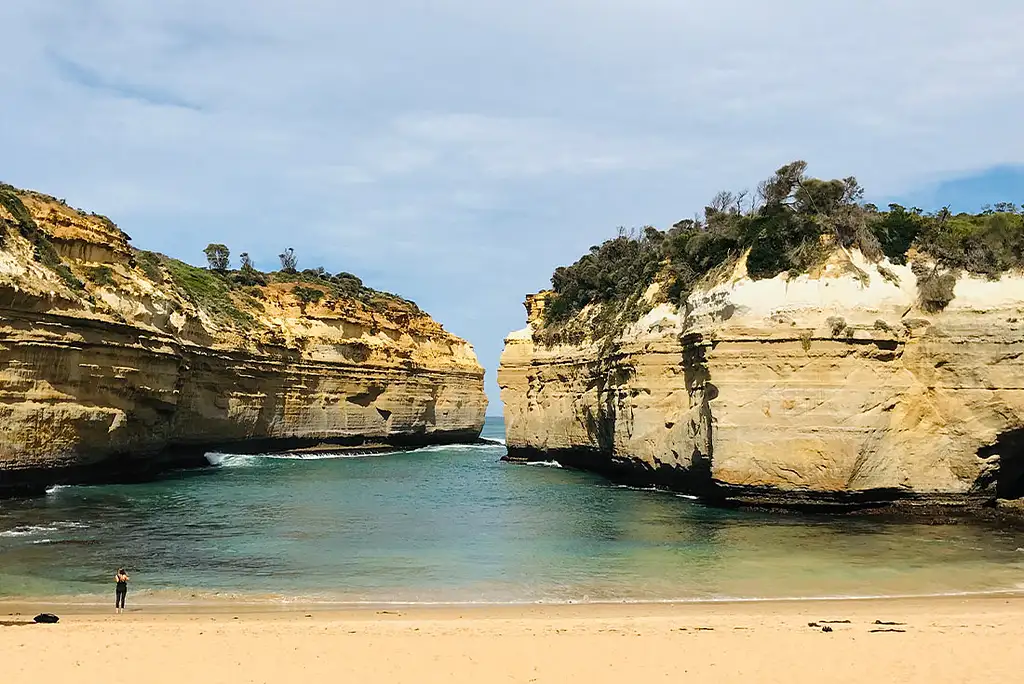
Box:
206, 451, 396, 468
204, 453, 261, 468
525, 460, 563, 469
404, 443, 506, 455
0, 520, 86, 538
206, 442, 506, 467
609, 484, 698, 500
45, 484, 70, 495
266, 452, 386, 461
0, 525, 59, 538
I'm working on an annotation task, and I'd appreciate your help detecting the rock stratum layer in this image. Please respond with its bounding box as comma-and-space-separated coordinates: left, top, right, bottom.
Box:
499, 250, 1024, 509
0, 186, 486, 496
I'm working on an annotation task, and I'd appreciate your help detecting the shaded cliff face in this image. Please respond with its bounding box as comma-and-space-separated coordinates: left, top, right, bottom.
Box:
499, 249, 1024, 509
0, 186, 486, 495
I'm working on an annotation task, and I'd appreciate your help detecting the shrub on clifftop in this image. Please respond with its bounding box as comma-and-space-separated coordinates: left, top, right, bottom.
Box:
279, 247, 298, 274
235, 252, 267, 287
163, 257, 254, 329
541, 162, 1024, 333
160, 246, 421, 327
1, 182, 425, 330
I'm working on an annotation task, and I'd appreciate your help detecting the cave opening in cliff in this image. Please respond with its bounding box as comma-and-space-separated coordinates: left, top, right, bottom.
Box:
980, 429, 1024, 500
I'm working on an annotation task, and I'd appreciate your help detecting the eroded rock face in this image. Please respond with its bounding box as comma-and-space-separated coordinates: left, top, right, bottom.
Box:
499, 250, 1024, 508
0, 188, 486, 495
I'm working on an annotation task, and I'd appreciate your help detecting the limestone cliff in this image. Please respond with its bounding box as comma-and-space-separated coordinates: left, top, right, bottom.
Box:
0, 184, 486, 495
499, 249, 1024, 509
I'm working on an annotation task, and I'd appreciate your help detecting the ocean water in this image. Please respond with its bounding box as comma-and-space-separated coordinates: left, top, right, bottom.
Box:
2, 417, 1024, 605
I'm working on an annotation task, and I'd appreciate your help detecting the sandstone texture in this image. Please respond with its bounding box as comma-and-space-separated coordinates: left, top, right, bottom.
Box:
0, 186, 486, 495
499, 249, 1024, 508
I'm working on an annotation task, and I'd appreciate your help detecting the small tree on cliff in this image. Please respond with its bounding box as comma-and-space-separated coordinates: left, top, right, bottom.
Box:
236, 252, 266, 286
279, 247, 298, 274
204, 243, 230, 272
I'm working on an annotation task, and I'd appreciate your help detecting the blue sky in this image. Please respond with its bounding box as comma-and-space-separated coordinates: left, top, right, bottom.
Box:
2, 1, 1023, 412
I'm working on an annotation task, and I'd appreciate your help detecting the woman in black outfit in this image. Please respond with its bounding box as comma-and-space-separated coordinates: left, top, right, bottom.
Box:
115, 568, 129, 614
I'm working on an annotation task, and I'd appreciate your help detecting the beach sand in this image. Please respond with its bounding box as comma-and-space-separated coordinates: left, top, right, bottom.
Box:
2, 595, 1022, 683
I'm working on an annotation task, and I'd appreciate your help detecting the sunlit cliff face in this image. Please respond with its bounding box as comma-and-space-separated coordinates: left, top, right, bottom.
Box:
0, 185, 486, 494
500, 248, 1024, 508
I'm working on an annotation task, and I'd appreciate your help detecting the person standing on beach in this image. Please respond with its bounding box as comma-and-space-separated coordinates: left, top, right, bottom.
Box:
114, 568, 129, 614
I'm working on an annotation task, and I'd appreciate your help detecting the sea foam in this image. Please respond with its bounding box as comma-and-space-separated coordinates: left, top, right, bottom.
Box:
0, 525, 59, 538
205, 450, 417, 468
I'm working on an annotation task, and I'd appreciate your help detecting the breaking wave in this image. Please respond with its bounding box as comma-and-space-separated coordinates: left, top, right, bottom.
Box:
204, 452, 383, 468
0, 521, 86, 538
206, 442, 505, 468
403, 443, 507, 455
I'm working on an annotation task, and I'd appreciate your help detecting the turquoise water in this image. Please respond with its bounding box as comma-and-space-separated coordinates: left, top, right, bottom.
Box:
2, 417, 1024, 604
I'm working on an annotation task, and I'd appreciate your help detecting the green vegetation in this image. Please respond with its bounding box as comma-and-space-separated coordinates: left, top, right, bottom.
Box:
279, 247, 298, 274
0, 183, 37, 238
293, 285, 325, 308
293, 285, 324, 304
826, 316, 848, 337
541, 161, 1024, 339
162, 257, 255, 329
282, 267, 421, 313
203, 243, 230, 272
236, 252, 266, 286
158, 251, 418, 329
135, 250, 165, 282
913, 262, 958, 313
127, 240, 422, 329
86, 265, 115, 286
0, 182, 84, 291
1, 183, 421, 330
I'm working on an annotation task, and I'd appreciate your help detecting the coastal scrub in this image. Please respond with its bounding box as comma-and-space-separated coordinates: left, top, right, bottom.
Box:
539, 162, 1024, 343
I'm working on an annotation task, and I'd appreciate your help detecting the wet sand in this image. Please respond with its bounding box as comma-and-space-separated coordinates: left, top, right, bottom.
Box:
2, 595, 1022, 683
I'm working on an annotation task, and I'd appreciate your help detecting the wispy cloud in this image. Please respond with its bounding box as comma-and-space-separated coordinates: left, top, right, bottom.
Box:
47, 51, 201, 110
392, 113, 690, 178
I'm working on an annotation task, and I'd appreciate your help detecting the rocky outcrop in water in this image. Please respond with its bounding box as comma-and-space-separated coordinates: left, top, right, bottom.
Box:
499, 249, 1024, 509
0, 185, 486, 495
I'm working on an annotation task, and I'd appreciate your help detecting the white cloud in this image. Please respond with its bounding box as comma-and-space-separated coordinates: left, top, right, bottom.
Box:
382, 113, 691, 178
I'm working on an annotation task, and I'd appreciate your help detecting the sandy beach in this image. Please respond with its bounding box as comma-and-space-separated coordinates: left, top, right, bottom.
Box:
2, 595, 1022, 683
